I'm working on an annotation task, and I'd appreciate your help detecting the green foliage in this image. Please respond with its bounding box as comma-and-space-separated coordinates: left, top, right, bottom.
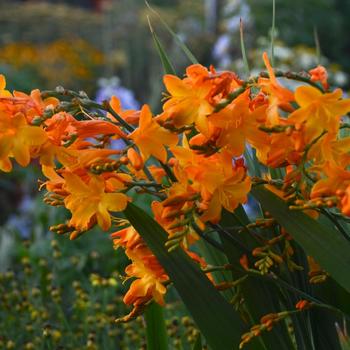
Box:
247, 0, 350, 71
124, 203, 244, 349
145, 302, 168, 350
252, 186, 350, 294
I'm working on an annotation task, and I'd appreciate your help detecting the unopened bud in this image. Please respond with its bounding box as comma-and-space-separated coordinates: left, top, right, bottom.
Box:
127, 148, 144, 170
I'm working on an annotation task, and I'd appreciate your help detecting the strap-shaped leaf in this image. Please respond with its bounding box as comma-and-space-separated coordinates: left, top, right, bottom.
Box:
220, 208, 295, 350
145, 302, 168, 350
147, 16, 176, 75
252, 186, 350, 292
145, 1, 199, 64
124, 203, 243, 350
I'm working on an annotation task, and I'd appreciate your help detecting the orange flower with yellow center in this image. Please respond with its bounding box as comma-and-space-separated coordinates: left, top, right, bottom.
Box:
162, 70, 213, 135
0, 111, 47, 171
123, 244, 168, 306
208, 90, 270, 156
258, 52, 294, 126
288, 85, 350, 142
63, 173, 128, 231
172, 144, 251, 222
129, 104, 178, 162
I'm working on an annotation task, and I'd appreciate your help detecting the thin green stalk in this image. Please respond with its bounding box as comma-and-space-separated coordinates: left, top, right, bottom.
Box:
271, 0, 276, 66
145, 1, 199, 64
240, 18, 250, 77
191, 222, 225, 252
145, 302, 168, 350
159, 161, 177, 182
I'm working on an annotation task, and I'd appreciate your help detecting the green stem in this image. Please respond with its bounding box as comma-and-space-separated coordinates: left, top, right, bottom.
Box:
159, 161, 177, 182
248, 269, 350, 321
145, 302, 168, 350
271, 0, 276, 66
191, 222, 225, 252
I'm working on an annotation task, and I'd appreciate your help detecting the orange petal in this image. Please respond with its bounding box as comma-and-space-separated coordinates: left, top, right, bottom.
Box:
295, 85, 322, 107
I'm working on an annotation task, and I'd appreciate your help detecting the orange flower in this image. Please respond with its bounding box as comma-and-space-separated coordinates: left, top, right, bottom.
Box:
0, 111, 47, 171
162, 70, 213, 134
111, 225, 169, 306
63, 173, 128, 230
75, 119, 127, 140
108, 95, 140, 125
40, 165, 66, 195
308, 134, 350, 167
311, 163, 350, 199
0, 74, 12, 97
309, 162, 350, 216
208, 90, 270, 156
309, 65, 329, 90
58, 148, 120, 171
123, 244, 168, 306
111, 226, 142, 250
263, 131, 303, 168
288, 85, 350, 142
151, 183, 199, 246
172, 144, 251, 222
200, 163, 251, 223
258, 52, 294, 125
340, 185, 350, 216
10, 89, 58, 123
129, 104, 178, 162
127, 148, 144, 171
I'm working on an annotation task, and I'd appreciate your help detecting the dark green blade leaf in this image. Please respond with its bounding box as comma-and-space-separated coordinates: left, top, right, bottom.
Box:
145, 1, 199, 64
124, 203, 243, 350
196, 235, 236, 301
252, 186, 350, 293
309, 308, 341, 350
147, 16, 176, 75
145, 302, 168, 350
220, 208, 295, 350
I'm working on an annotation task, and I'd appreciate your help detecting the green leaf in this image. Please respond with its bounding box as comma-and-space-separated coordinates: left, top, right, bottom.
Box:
196, 234, 236, 301
251, 186, 350, 293
240, 19, 250, 77
220, 208, 295, 350
145, 1, 199, 64
124, 203, 243, 350
145, 302, 168, 350
147, 16, 176, 75
270, 0, 276, 66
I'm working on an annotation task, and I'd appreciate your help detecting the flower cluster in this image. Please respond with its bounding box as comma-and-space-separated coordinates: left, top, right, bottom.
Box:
1, 52, 350, 317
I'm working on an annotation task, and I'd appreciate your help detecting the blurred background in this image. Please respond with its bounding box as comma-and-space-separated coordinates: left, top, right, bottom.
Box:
0, 0, 349, 348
